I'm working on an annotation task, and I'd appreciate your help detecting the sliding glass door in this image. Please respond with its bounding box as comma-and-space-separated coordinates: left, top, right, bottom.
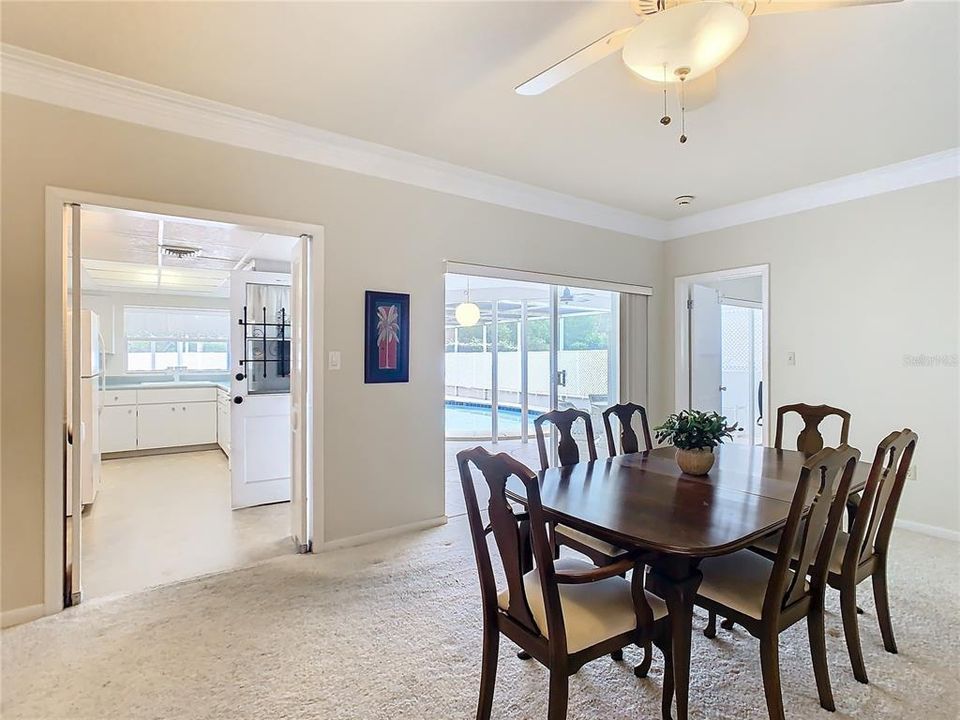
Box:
445, 273, 619, 459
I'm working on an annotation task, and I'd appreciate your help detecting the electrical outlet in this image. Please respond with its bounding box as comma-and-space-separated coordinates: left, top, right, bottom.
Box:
328, 351, 341, 371
787, 352, 796, 367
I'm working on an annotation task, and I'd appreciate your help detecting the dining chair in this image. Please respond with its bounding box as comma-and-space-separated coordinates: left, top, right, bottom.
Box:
774, 403, 851, 454
534, 410, 617, 560
774, 402, 860, 530
753, 429, 917, 684
695, 445, 860, 720
457, 446, 674, 720
602, 402, 654, 457
535, 407, 655, 675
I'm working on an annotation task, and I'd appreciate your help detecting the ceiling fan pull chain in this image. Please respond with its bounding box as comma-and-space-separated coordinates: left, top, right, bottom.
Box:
660, 64, 671, 126
679, 77, 688, 144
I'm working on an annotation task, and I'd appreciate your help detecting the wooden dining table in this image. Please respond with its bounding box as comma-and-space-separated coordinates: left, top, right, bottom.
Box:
506, 443, 872, 720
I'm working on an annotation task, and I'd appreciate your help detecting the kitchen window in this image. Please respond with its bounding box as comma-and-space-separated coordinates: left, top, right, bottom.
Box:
124, 306, 230, 372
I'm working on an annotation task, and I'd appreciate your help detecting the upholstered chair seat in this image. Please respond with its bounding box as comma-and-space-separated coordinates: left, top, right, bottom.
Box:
498, 558, 667, 654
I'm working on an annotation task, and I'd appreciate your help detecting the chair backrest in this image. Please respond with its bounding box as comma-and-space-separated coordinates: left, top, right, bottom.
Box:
774, 403, 851, 454
602, 403, 653, 456
844, 429, 918, 571
765, 444, 860, 615
457, 447, 565, 646
534, 409, 597, 471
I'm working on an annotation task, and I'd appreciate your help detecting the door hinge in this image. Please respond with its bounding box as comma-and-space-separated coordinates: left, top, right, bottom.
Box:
687, 297, 693, 310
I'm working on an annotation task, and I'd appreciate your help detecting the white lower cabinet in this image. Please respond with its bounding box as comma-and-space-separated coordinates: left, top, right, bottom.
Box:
216, 390, 231, 457
101, 405, 138, 452
181, 401, 217, 445
103, 386, 221, 453
137, 403, 185, 449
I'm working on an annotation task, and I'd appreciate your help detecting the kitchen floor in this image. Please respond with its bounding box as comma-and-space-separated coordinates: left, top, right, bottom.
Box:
81, 449, 294, 600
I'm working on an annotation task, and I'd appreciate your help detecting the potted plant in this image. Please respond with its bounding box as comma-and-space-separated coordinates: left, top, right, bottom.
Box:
654, 410, 733, 475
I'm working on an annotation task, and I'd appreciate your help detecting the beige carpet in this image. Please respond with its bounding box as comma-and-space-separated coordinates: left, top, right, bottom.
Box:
2, 518, 958, 720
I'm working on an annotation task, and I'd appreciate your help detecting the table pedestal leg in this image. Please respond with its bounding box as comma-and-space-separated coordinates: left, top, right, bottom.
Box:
650, 559, 702, 720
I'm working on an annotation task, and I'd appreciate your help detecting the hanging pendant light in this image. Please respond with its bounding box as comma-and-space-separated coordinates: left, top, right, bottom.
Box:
455, 278, 481, 327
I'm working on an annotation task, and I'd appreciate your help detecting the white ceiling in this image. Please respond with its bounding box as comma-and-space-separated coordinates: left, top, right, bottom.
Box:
3, 1, 958, 220
79, 206, 298, 297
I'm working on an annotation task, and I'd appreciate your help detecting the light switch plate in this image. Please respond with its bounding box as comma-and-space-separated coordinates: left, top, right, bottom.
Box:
328, 351, 341, 370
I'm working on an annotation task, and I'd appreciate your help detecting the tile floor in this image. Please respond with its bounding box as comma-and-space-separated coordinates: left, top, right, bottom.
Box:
80, 449, 294, 600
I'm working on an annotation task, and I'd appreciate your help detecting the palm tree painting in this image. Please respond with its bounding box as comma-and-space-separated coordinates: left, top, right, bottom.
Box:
365, 291, 409, 383
376, 303, 400, 370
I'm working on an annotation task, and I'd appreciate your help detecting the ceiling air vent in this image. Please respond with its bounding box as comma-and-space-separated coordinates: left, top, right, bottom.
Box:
161, 245, 201, 259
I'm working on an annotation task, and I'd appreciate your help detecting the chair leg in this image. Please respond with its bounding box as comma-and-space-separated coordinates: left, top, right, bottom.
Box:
721, 617, 736, 631
517, 650, 531, 660
873, 561, 898, 654
634, 640, 653, 678
611, 648, 624, 661
547, 671, 569, 720
477, 624, 499, 720
840, 583, 868, 684
759, 630, 786, 720
654, 634, 674, 720
807, 598, 836, 711
704, 609, 717, 639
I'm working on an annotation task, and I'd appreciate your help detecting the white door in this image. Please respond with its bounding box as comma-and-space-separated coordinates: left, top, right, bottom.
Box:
689, 284, 723, 413
230, 271, 293, 509
65, 203, 83, 604
289, 236, 311, 551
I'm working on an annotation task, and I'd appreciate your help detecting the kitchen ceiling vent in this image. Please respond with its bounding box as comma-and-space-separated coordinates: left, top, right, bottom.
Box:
161, 244, 201, 259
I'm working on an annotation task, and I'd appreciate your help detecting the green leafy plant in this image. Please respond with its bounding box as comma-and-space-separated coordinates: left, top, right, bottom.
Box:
654, 410, 733, 451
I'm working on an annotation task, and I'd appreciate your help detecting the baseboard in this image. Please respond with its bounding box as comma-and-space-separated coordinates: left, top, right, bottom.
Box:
102, 443, 220, 460
318, 515, 448, 552
1, 603, 46, 629
894, 518, 960, 542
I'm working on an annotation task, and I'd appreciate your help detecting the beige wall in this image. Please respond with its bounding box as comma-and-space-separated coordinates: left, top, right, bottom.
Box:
661, 179, 960, 535
0, 96, 665, 613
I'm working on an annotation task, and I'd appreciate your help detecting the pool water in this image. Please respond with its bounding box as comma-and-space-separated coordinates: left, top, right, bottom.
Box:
445, 401, 542, 438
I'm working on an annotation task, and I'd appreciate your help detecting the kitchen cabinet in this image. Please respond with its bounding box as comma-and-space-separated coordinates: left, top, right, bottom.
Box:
216, 388, 231, 457
137, 403, 186, 449
181, 401, 217, 445
103, 385, 220, 453
101, 405, 138, 452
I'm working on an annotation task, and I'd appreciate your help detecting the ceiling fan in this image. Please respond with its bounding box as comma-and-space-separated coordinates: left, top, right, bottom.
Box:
516, 0, 902, 143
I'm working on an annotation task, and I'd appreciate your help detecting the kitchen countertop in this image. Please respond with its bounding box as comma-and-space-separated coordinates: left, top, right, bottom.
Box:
104, 380, 230, 392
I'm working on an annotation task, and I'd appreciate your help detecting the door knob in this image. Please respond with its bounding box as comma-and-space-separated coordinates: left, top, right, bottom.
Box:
233, 396, 243, 404
235, 372, 245, 381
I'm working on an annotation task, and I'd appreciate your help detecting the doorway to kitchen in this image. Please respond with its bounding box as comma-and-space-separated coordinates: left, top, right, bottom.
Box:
46, 191, 322, 612
674, 266, 769, 446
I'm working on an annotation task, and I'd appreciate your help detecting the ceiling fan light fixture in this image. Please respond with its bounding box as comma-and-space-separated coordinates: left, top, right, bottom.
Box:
622, 2, 749, 83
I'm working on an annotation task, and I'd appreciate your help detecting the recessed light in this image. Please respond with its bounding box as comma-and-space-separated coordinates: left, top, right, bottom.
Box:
675, 195, 695, 207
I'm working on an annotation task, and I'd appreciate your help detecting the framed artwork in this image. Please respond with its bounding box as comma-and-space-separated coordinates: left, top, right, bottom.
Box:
364, 291, 410, 383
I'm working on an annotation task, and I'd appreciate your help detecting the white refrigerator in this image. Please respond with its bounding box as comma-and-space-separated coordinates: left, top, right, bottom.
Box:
67, 309, 103, 514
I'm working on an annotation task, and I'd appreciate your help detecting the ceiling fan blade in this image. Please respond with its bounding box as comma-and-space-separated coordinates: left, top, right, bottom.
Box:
516, 27, 635, 96
742, 0, 902, 16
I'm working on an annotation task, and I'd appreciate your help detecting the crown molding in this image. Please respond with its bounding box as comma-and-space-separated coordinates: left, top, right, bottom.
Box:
666, 148, 960, 239
0, 44, 669, 240
2, 44, 957, 243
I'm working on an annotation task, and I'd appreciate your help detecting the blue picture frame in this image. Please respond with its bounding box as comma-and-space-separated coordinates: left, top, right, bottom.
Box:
364, 291, 410, 384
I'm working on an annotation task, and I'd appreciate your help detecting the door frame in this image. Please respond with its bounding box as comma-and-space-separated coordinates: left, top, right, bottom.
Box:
673, 264, 770, 445
42, 186, 325, 617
